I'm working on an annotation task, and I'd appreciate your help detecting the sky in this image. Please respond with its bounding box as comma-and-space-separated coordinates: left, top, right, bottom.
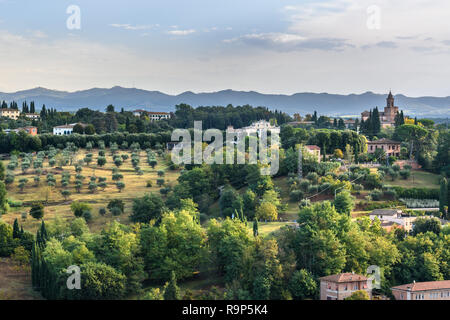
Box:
1, 0, 450, 96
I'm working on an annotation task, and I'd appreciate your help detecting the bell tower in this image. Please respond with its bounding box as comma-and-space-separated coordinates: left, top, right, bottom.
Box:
386, 90, 394, 108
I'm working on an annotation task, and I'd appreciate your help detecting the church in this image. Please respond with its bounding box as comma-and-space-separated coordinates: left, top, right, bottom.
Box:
361, 91, 399, 128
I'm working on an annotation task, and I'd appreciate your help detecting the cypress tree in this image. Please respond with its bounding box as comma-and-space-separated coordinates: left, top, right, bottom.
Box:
39, 220, 48, 245
164, 271, 180, 300
440, 177, 448, 216
253, 219, 259, 237
13, 218, 20, 238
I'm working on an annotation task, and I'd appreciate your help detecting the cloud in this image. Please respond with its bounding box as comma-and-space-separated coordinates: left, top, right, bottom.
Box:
167, 29, 195, 36
109, 23, 158, 31
375, 41, 397, 49
225, 32, 351, 51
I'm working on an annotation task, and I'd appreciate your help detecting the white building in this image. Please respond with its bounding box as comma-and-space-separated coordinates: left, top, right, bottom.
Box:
133, 109, 171, 120
147, 112, 171, 121
368, 209, 438, 232
227, 120, 280, 139
24, 113, 40, 120
52, 123, 85, 135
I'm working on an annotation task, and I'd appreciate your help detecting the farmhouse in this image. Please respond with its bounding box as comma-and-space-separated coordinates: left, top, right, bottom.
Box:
304, 145, 321, 162
133, 109, 171, 120
319, 272, 372, 300
0, 108, 20, 120
4, 126, 38, 136
367, 138, 401, 157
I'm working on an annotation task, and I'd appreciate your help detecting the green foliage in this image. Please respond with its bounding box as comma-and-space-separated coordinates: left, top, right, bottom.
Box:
345, 290, 370, 300
29, 203, 44, 220
288, 269, 318, 300
333, 190, 355, 215
130, 193, 165, 223
163, 271, 181, 300
70, 202, 91, 218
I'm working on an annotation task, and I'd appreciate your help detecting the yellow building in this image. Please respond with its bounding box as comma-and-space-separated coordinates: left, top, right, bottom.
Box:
0, 108, 20, 120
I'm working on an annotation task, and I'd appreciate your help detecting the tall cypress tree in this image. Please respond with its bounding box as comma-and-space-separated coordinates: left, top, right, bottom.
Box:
440, 177, 448, 217
253, 219, 259, 237
372, 107, 381, 136
13, 218, 20, 239
164, 271, 180, 300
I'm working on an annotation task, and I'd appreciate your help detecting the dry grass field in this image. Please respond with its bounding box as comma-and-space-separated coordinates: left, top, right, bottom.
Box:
1, 148, 180, 233
0, 258, 42, 300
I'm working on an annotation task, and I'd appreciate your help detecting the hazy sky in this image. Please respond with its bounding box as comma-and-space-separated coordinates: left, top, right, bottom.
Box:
1, 0, 450, 96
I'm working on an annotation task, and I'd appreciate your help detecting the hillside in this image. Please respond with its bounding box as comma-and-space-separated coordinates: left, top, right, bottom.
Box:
1, 87, 450, 117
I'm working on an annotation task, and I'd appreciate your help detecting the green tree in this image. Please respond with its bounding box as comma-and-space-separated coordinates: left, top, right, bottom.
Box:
439, 177, 448, 216
256, 202, 278, 221
345, 290, 370, 300
333, 190, 355, 215
30, 203, 45, 220
163, 271, 180, 300
70, 202, 91, 218
130, 193, 165, 223
0, 181, 7, 214
253, 219, 259, 237
288, 269, 318, 300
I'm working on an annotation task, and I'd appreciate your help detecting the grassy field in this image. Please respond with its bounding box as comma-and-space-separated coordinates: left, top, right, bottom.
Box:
1, 148, 180, 233
384, 170, 440, 189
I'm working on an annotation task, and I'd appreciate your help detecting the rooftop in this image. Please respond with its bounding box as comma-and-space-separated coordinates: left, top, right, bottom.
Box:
370, 209, 402, 216
392, 280, 450, 292
320, 273, 369, 283
305, 145, 321, 151
367, 138, 400, 145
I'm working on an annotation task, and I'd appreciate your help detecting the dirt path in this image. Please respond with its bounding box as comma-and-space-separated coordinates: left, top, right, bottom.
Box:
0, 258, 42, 300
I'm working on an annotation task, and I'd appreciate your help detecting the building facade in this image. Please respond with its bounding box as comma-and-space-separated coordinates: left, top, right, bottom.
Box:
320, 273, 372, 300
133, 109, 171, 120
53, 124, 75, 135
4, 126, 38, 136
367, 138, 401, 157
0, 108, 21, 120
305, 145, 321, 162
391, 280, 450, 300
24, 113, 40, 120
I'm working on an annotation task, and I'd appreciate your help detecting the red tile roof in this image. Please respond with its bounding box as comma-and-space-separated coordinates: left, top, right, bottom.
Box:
320, 273, 369, 283
305, 145, 321, 151
392, 280, 450, 292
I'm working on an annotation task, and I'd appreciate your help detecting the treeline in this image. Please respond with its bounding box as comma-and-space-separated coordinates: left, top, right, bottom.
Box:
0, 131, 172, 153
170, 103, 291, 130
28, 199, 450, 300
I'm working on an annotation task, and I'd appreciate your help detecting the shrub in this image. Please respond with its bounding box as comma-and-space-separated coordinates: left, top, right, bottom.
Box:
290, 190, 304, 202
299, 199, 311, 208
392, 186, 439, 200
369, 189, 383, 201
107, 199, 125, 214
99, 207, 106, 216
399, 169, 411, 180
146, 180, 153, 188
29, 203, 45, 220
70, 202, 92, 218
82, 210, 93, 223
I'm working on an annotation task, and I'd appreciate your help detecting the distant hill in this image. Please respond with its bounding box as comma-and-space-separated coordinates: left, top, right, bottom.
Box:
1, 86, 449, 117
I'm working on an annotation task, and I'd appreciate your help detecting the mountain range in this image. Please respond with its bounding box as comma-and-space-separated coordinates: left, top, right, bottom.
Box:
1, 86, 449, 117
